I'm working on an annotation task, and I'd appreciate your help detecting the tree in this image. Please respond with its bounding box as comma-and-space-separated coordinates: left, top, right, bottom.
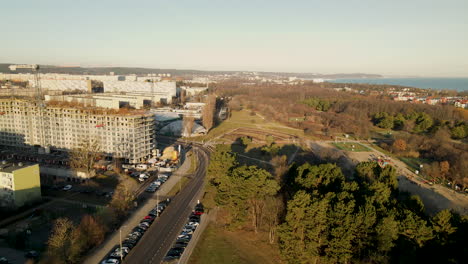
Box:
202, 94, 216, 131
182, 115, 195, 137
79, 215, 106, 248
69, 137, 102, 177
451, 124, 467, 139
240, 136, 252, 147
373, 112, 394, 129
413, 113, 433, 133
271, 155, 288, 186
264, 196, 283, 244
207, 144, 237, 183
46, 218, 74, 262
295, 163, 345, 194
439, 161, 450, 180
109, 178, 137, 218
431, 209, 456, 245
227, 166, 280, 232
392, 138, 407, 152
399, 210, 434, 247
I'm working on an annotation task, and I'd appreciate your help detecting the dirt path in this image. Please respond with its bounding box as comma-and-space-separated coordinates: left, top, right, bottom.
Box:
320, 140, 468, 215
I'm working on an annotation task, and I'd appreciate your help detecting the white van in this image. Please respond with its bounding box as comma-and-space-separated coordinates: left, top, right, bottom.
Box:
136, 164, 148, 171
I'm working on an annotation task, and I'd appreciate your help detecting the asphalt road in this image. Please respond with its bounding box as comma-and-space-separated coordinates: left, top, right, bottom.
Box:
123, 146, 209, 264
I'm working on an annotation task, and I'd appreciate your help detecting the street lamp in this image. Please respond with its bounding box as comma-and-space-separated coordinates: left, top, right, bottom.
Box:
119, 225, 128, 262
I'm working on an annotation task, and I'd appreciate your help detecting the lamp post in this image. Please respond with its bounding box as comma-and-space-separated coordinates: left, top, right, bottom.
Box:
119, 225, 128, 262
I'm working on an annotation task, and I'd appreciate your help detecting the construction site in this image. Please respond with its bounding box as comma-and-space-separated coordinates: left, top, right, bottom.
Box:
0, 65, 158, 165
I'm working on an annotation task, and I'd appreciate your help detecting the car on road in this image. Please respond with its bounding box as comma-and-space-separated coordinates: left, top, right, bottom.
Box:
62, 185, 72, 191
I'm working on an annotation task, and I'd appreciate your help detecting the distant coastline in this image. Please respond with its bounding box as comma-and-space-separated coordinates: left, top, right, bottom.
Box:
328, 77, 468, 92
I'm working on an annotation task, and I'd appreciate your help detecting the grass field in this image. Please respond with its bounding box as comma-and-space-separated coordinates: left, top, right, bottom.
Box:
399, 157, 429, 171
189, 224, 282, 264
332, 142, 371, 152
191, 110, 305, 142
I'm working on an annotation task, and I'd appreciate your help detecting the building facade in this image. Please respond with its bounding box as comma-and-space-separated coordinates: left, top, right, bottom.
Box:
0, 99, 155, 163
0, 162, 41, 208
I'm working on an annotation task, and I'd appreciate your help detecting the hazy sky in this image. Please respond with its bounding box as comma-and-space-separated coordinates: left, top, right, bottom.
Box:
1, 0, 467, 76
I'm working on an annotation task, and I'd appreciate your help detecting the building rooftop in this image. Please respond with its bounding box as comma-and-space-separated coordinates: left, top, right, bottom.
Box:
0, 161, 37, 173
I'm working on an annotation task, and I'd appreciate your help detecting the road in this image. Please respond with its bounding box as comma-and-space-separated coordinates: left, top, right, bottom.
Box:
123, 146, 209, 264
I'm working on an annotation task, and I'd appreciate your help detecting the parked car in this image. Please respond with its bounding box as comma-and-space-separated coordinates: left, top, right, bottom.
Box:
24, 251, 39, 259
133, 227, 146, 233
174, 242, 188, 248
140, 222, 150, 228
138, 224, 149, 230
146, 186, 157, 193
109, 246, 129, 259
100, 258, 120, 264
0, 257, 9, 264
62, 185, 72, 191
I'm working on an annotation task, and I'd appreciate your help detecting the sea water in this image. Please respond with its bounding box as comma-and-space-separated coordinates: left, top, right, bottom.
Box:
328, 78, 468, 92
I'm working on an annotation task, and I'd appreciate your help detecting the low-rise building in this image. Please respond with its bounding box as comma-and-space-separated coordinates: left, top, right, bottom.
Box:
0, 162, 41, 208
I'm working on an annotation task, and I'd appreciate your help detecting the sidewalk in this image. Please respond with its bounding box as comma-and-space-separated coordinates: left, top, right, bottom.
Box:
83, 150, 193, 264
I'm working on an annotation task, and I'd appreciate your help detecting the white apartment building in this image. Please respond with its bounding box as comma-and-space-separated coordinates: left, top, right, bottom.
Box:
0, 99, 155, 163
0, 73, 177, 102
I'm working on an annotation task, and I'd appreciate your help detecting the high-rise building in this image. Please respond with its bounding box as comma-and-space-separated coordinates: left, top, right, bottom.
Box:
0, 99, 155, 164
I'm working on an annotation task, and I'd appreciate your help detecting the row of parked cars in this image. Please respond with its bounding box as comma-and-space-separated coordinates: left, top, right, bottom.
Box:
163, 203, 204, 261
145, 174, 169, 193
100, 198, 172, 264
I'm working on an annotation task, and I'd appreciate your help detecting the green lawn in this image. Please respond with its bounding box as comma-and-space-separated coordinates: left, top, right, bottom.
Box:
332, 142, 371, 152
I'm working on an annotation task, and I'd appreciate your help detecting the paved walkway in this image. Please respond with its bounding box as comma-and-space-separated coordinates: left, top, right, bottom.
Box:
83, 149, 193, 264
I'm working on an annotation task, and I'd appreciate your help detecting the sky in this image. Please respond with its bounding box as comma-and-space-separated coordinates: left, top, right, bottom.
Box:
1, 0, 467, 77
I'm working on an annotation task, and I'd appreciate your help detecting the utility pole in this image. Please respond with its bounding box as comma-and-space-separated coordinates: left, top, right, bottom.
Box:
119, 225, 127, 263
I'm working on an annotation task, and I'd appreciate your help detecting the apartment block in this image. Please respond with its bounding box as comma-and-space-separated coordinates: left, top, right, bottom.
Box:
0, 162, 41, 208
0, 99, 155, 164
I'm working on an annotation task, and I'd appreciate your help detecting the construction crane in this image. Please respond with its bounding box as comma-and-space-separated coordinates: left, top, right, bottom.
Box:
8, 64, 42, 103
9, 64, 48, 152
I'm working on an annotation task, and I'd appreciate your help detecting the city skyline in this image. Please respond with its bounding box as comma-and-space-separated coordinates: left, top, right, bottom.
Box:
1, 0, 467, 77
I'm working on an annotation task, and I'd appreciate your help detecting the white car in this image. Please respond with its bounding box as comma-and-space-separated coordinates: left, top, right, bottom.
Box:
63, 185, 72, 191
101, 259, 120, 264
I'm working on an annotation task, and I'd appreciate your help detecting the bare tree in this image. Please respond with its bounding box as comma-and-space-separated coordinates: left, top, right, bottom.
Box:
264, 196, 283, 244
183, 115, 195, 137
109, 177, 137, 218
46, 218, 74, 262
202, 94, 216, 131
69, 137, 102, 178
